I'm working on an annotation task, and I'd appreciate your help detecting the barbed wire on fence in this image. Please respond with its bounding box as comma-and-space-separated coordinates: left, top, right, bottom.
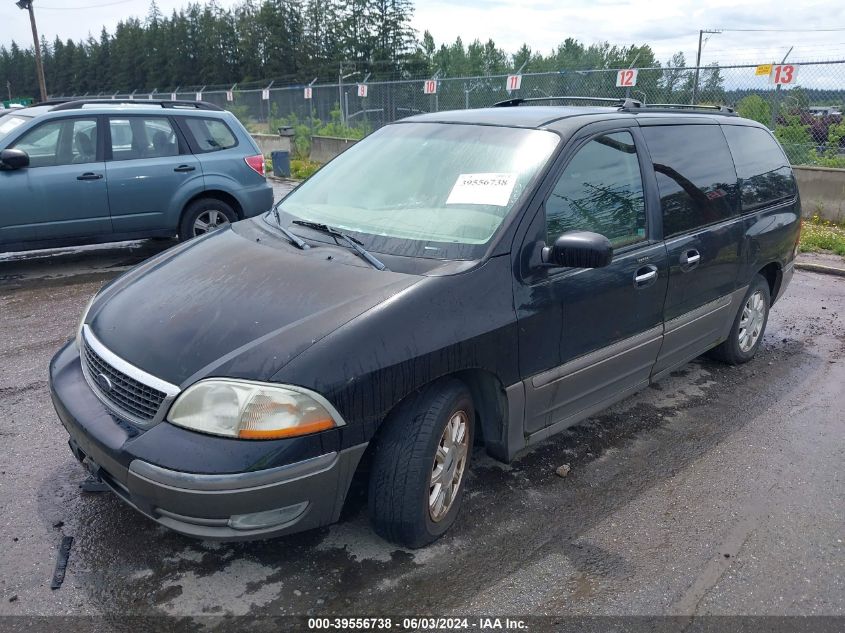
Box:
54, 60, 845, 166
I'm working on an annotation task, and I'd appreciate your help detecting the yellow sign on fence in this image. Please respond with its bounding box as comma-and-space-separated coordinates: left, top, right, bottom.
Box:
755, 64, 773, 76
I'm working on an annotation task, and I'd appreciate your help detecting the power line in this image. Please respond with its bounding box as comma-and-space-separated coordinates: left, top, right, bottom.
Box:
37, 0, 134, 9
715, 27, 845, 33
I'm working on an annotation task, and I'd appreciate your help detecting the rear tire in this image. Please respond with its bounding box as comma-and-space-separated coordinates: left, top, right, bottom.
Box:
179, 198, 237, 241
709, 274, 771, 365
368, 378, 475, 548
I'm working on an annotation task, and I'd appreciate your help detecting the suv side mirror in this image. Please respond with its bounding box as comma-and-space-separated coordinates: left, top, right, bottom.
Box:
0, 148, 30, 170
541, 230, 613, 268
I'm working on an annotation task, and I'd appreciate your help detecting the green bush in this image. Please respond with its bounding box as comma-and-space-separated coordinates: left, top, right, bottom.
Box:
774, 115, 815, 165
272, 106, 369, 161
737, 95, 772, 126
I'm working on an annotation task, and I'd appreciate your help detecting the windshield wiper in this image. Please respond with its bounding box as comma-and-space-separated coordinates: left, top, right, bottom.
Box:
268, 206, 309, 250
292, 220, 388, 271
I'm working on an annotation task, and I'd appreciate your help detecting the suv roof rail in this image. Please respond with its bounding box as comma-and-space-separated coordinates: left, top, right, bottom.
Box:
29, 98, 74, 107
50, 99, 224, 112
628, 103, 736, 115
494, 96, 643, 109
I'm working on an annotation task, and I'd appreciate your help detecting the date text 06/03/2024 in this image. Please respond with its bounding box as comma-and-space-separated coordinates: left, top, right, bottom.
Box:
306, 617, 529, 630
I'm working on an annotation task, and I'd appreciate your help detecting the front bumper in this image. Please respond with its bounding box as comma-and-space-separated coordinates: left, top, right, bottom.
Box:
49, 341, 366, 541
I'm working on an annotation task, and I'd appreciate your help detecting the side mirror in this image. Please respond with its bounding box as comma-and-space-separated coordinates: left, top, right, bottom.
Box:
541, 230, 613, 268
0, 148, 30, 170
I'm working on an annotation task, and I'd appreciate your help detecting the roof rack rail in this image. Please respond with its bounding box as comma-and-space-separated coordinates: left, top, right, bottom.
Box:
629, 103, 736, 115
50, 99, 224, 112
494, 96, 642, 109
29, 98, 74, 107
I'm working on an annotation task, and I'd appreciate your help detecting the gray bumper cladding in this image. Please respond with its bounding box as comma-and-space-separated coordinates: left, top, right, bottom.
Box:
70, 436, 367, 541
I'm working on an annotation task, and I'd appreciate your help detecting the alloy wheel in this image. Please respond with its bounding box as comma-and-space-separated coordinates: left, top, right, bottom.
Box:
192, 209, 230, 236
429, 410, 470, 522
738, 290, 766, 353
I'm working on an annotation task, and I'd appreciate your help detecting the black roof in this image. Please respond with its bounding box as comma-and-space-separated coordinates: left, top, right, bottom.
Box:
403, 101, 744, 131
405, 106, 620, 129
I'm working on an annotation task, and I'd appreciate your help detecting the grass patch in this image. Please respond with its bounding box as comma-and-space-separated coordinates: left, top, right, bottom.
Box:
264, 157, 321, 180
799, 214, 845, 257
290, 159, 320, 180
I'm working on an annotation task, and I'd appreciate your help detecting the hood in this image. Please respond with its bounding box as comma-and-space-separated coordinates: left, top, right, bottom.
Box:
87, 221, 420, 386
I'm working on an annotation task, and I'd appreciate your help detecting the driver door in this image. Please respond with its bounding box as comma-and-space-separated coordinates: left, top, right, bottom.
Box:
1, 116, 110, 247
514, 125, 668, 436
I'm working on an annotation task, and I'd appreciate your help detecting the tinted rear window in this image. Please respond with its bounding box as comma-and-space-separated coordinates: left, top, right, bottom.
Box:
721, 125, 796, 212
641, 125, 739, 237
184, 117, 237, 152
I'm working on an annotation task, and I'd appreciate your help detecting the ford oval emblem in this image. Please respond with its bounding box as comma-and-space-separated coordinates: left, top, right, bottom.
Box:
96, 372, 113, 393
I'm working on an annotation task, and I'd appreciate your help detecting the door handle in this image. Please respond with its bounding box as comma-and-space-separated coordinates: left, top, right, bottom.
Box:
634, 265, 658, 288
679, 249, 701, 271
173, 165, 196, 172
77, 172, 103, 180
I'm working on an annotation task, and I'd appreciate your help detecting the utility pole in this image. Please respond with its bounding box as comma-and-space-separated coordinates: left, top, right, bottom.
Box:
691, 29, 721, 105
15, 0, 48, 102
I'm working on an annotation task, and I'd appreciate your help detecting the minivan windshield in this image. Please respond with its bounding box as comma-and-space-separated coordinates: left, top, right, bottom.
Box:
275, 122, 559, 260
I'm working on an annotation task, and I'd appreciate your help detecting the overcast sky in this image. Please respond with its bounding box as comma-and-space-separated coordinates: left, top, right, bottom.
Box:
1, 0, 844, 69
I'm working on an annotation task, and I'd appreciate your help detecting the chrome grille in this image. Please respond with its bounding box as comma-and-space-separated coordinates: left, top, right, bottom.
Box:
81, 335, 168, 424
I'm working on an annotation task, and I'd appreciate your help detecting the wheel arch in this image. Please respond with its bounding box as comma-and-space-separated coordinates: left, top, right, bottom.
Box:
355, 369, 514, 480
182, 189, 245, 221
757, 261, 782, 303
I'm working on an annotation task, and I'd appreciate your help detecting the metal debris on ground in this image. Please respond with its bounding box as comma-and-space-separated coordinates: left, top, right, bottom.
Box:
79, 475, 109, 493
50, 536, 74, 590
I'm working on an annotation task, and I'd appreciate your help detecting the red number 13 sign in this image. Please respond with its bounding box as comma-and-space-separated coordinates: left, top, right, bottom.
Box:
616, 69, 638, 87
770, 64, 798, 85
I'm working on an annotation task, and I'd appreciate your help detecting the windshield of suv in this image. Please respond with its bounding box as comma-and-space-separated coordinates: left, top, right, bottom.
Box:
276, 122, 559, 259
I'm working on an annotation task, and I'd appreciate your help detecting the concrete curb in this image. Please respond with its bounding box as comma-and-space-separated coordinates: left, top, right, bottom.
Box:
795, 262, 845, 278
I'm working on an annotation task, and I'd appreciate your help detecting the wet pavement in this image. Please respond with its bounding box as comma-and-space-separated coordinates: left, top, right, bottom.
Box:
0, 225, 843, 624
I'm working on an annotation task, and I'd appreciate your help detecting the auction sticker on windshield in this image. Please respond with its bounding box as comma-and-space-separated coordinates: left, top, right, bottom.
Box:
446, 173, 517, 206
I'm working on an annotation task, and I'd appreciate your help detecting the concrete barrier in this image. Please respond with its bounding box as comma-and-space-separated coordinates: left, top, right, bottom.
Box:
310, 135, 358, 164
252, 133, 292, 156
793, 166, 845, 223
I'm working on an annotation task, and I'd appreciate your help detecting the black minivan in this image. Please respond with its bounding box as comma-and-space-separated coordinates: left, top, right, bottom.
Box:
49, 99, 800, 547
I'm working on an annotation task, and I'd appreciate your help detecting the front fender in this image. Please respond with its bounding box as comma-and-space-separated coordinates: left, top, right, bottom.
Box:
272, 256, 520, 448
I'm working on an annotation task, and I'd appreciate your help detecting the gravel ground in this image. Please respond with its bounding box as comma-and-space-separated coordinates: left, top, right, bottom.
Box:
0, 223, 842, 630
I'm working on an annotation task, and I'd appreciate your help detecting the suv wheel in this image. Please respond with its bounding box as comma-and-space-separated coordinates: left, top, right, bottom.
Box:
709, 274, 771, 365
368, 378, 474, 548
179, 198, 237, 241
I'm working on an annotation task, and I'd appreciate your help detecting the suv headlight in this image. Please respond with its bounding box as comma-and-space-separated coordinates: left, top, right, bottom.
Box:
167, 379, 342, 440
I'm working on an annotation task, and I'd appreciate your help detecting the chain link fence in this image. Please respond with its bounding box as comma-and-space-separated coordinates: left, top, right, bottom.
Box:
56, 60, 845, 166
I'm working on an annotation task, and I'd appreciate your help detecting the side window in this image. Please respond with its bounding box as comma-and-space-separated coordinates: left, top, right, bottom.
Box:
722, 125, 796, 212
11, 118, 98, 167
641, 125, 739, 237
184, 118, 237, 152
109, 116, 179, 161
546, 131, 646, 248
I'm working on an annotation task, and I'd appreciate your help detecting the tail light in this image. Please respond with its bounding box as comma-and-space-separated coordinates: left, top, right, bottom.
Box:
244, 154, 265, 177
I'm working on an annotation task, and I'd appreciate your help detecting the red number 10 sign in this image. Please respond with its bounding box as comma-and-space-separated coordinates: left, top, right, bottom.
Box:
616, 69, 638, 87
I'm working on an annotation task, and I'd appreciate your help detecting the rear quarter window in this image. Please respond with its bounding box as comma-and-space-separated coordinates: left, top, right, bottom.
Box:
721, 125, 796, 212
641, 124, 739, 237
183, 117, 238, 152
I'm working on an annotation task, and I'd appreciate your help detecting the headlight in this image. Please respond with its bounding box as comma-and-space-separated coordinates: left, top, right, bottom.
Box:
166, 379, 342, 440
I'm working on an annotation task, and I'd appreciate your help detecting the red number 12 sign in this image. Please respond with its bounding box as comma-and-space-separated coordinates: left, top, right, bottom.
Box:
616, 69, 638, 87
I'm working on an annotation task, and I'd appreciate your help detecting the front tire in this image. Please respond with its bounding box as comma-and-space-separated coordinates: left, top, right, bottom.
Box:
709, 274, 771, 365
179, 198, 237, 241
368, 378, 475, 548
